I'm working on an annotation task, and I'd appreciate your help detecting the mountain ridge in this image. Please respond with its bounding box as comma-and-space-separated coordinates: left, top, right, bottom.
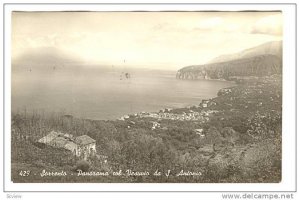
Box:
177, 41, 282, 80
208, 40, 282, 64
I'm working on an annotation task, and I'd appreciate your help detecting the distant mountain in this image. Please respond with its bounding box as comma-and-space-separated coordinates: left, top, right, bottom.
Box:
208, 41, 282, 64
176, 54, 282, 80
176, 41, 282, 80
12, 47, 83, 65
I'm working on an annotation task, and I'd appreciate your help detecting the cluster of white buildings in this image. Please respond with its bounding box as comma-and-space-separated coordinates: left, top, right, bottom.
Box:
136, 110, 218, 122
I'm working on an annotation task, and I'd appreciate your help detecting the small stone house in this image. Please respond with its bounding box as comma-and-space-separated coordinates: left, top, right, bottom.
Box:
74, 135, 96, 160
38, 131, 96, 160
201, 99, 210, 108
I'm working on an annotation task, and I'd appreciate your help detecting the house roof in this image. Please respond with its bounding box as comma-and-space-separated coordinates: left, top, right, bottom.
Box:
38, 131, 95, 152
38, 131, 62, 144
63, 133, 74, 139
75, 135, 96, 145
49, 136, 68, 148
64, 141, 77, 151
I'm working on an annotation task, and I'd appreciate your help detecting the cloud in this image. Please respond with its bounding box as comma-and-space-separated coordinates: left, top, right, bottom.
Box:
250, 14, 282, 35
192, 16, 244, 34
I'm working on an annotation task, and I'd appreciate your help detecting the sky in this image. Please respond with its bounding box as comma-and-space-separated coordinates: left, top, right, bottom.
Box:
12, 11, 282, 70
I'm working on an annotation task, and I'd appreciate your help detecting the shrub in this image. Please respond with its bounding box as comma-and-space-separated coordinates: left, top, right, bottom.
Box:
32, 160, 46, 168
75, 160, 90, 172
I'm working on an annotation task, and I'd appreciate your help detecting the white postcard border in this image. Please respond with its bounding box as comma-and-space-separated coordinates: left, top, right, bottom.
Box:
3, 3, 297, 192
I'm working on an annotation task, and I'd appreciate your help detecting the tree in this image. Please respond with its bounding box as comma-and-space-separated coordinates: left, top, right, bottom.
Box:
204, 127, 224, 151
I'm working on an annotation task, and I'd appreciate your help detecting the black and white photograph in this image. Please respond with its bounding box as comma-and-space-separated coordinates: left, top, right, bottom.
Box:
10, 10, 283, 183
1, 2, 298, 199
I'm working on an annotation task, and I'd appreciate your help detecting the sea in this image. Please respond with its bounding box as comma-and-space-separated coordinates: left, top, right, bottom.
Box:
12, 65, 236, 120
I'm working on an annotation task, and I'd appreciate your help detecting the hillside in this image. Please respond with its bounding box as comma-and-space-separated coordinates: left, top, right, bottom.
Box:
176, 54, 282, 80
209, 41, 282, 63
177, 41, 282, 80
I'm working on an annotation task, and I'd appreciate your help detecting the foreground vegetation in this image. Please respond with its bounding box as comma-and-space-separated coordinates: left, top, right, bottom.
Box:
11, 75, 282, 183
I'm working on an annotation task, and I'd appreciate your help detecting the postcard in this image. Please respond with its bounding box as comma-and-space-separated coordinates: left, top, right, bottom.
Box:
2, 2, 297, 195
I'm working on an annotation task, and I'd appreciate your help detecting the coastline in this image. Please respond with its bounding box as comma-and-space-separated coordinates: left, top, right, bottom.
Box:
11, 74, 282, 183
118, 78, 237, 121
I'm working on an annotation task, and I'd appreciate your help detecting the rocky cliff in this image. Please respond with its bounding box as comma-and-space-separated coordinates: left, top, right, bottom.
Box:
176, 54, 282, 80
